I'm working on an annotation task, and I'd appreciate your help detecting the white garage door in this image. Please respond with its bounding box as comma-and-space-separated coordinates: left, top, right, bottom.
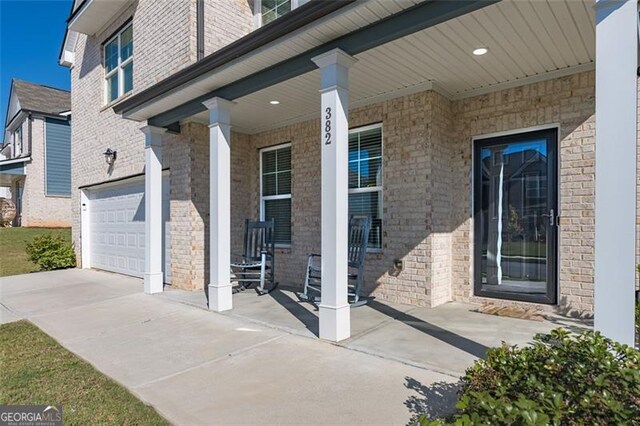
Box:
88, 175, 171, 283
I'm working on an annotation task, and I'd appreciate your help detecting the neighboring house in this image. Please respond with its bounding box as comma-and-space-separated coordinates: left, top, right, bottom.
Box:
60, 0, 639, 344
0, 79, 72, 227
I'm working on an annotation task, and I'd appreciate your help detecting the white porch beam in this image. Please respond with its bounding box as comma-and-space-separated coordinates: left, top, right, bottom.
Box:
141, 125, 166, 294
312, 48, 357, 342
594, 0, 638, 346
203, 97, 234, 312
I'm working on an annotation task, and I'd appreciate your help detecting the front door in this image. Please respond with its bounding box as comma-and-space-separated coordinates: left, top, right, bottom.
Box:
473, 128, 558, 304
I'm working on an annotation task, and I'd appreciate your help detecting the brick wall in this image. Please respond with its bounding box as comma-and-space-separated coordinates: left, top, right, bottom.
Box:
237, 91, 459, 307
133, 0, 196, 90
20, 117, 72, 228
67, 0, 631, 314
210, 72, 601, 314
70, 3, 196, 285
70, 0, 254, 287
203, 0, 254, 55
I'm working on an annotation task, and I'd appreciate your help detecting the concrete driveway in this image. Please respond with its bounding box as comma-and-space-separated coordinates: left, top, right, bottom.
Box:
0, 269, 458, 425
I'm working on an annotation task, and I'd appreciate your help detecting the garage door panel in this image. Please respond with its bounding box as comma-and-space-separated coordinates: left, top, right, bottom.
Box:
88, 176, 171, 283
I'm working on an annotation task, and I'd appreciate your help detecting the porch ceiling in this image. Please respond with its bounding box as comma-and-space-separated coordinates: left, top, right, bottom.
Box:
188, 0, 595, 134
120, 0, 424, 122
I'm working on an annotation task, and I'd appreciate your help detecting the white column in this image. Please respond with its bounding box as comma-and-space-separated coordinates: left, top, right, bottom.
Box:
141, 125, 166, 294
202, 97, 234, 312
312, 48, 357, 342
594, 0, 638, 346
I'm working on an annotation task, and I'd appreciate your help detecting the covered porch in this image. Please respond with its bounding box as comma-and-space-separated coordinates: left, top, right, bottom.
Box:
114, 0, 638, 344
0, 158, 26, 225
158, 285, 586, 376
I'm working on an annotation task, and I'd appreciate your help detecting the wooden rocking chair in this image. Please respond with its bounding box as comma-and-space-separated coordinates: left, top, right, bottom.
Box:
231, 219, 277, 295
297, 216, 371, 307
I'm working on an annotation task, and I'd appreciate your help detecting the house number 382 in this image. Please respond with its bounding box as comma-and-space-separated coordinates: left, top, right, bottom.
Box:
324, 107, 332, 145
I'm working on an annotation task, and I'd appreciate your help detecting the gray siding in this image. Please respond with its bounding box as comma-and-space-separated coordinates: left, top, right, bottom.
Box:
45, 118, 71, 196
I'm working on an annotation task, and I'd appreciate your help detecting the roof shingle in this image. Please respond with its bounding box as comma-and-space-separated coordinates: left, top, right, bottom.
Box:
12, 79, 71, 117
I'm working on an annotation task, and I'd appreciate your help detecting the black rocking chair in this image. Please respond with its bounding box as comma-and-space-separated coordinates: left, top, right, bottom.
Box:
231, 219, 277, 295
298, 215, 371, 307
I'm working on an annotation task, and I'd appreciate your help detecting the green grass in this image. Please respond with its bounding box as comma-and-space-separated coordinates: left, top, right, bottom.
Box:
0, 228, 72, 277
499, 241, 546, 258
0, 320, 170, 425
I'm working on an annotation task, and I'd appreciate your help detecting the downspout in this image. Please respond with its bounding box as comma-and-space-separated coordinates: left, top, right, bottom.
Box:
27, 113, 33, 156
197, 0, 204, 60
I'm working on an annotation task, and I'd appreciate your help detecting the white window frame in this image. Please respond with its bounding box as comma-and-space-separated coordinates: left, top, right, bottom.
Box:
103, 23, 133, 104
348, 123, 383, 252
254, 0, 306, 28
259, 142, 292, 247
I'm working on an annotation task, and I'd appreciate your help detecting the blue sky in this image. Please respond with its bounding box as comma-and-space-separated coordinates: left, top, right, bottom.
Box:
1, 0, 72, 129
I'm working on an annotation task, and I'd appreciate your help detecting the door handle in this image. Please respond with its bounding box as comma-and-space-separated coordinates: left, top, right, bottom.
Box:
541, 209, 555, 226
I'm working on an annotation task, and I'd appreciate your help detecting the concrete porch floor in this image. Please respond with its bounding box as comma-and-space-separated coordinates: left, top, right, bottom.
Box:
159, 283, 590, 377
0, 269, 590, 424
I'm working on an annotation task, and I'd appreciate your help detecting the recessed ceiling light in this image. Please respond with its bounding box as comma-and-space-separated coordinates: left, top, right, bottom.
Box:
269, 100, 280, 105
473, 47, 488, 56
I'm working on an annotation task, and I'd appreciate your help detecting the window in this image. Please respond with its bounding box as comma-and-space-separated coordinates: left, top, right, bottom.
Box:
13, 126, 22, 157
104, 23, 133, 103
349, 124, 383, 250
260, 144, 292, 245
255, 0, 308, 26
261, 0, 291, 25
525, 172, 547, 201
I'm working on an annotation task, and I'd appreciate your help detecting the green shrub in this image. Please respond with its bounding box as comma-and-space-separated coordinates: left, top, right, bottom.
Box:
25, 234, 76, 271
419, 329, 640, 426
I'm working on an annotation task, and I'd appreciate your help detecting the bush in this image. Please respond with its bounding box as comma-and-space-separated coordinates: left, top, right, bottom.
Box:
25, 234, 76, 271
419, 329, 640, 426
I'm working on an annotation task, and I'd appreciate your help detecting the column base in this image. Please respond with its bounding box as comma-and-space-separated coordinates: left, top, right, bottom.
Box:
319, 303, 350, 342
208, 284, 233, 312
144, 272, 163, 294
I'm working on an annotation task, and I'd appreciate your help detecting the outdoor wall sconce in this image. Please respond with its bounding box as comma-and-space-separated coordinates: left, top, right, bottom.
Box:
103, 148, 117, 166
393, 258, 403, 271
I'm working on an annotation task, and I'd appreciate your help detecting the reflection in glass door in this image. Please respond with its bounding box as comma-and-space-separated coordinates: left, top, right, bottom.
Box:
473, 129, 558, 304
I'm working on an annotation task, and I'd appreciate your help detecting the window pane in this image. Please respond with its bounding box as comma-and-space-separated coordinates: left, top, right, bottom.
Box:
105, 39, 119, 72
349, 126, 382, 189
262, 146, 291, 196
275, 0, 291, 15
358, 128, 382, 158
264, 198, 291, 244
262, 0, 290, 24
262, 150, 276, 174
348, 133, 359, 156
123, 62, 133, 93
262, 174, 276, 196
107, 73, 119, 102
262, 0, 277, 12
262, 9, 276, 24
359, 157, 382, 188
348, 161, 359, 188
277, 146, 291, 171
277, 171, 291, 195
120, 25, 133, 60
349, 191, 382, 249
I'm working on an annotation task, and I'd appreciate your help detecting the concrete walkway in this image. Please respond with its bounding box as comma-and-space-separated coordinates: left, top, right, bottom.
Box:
1, 269, 461, 425
159, 284, 589, 377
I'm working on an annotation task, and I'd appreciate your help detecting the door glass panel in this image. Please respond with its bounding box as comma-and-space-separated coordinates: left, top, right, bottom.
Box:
475, 132, 556, 303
